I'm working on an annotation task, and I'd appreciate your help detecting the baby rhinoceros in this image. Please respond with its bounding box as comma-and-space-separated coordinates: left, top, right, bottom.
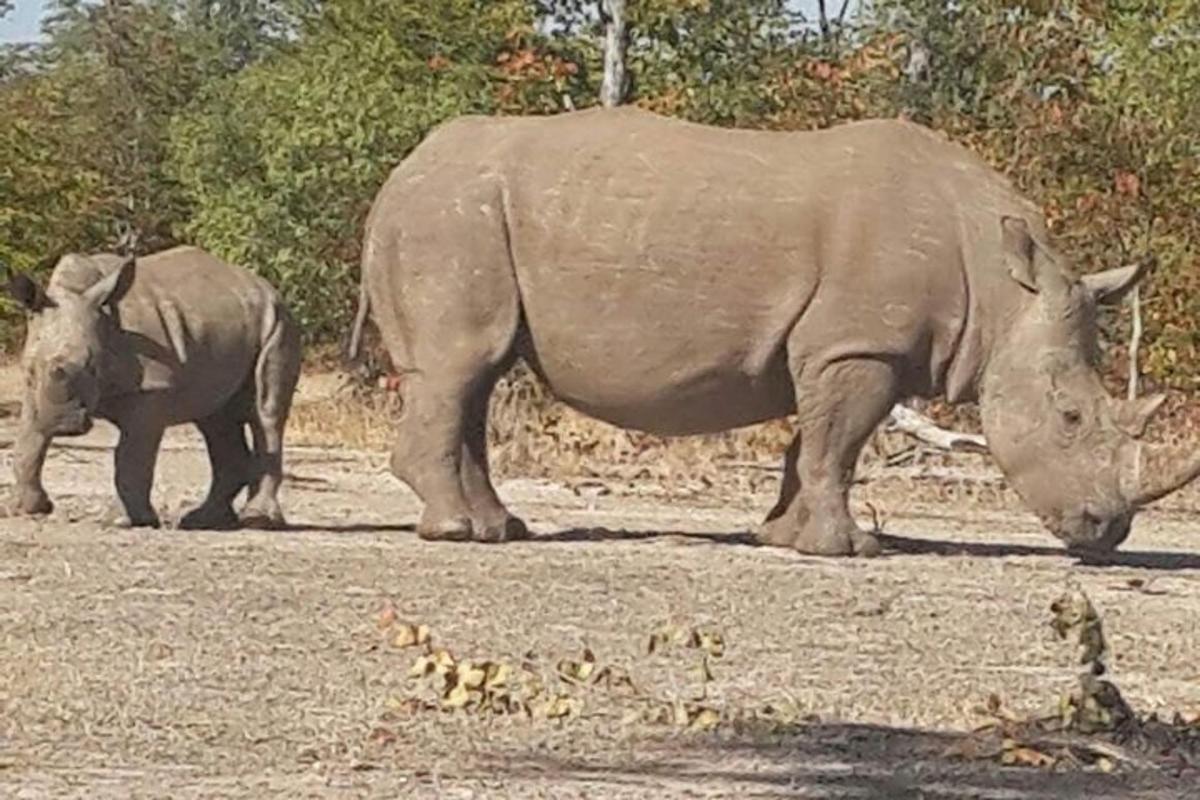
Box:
4, 246, 301, 529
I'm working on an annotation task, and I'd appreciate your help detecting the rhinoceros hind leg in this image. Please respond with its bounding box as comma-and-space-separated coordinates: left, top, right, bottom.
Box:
240, 307, 301, 531
460, 388, 528, 542
393, 374, 527, 543
368, 180, 524, 541
240, 417, 287, 530
768, 356, 896, 558
110, 421, 165, 528
388, 372, 480, 540
391, 367, 532, 542
383, 312, 522, 542
181, 412, 250, 531
10, 486, 53, 517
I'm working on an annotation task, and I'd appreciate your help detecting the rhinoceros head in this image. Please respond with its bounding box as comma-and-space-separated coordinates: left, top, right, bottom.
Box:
979, 216, 1199, 553
4, 256, 134, 436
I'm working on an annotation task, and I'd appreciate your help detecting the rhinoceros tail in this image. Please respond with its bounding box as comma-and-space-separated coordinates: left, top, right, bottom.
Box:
347, 278, 370, 362
254, 298, 302, 428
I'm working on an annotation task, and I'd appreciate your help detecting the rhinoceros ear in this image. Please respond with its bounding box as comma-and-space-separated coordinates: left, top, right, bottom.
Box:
82, 255, 135, 311
1001, 216, 1039, 293
4, 267, 55, 313
1081, 259, 1151, 306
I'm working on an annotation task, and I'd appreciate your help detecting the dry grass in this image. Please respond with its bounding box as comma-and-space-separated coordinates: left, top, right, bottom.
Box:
287, 363, 1200, 520
287, 364, 1030, 515
289, 364, 796, 462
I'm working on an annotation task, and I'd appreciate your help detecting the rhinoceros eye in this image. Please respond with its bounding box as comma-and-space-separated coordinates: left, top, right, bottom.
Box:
1062, 408, 1083, 428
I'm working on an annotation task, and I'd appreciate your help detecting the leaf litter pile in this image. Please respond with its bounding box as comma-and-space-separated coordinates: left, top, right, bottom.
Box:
949, 584, 1200, 775
366, 589, 1200, 779
371, 608, 816, 742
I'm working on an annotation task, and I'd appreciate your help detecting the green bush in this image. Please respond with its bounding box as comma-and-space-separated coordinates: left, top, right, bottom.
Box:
167, 0, 559, 343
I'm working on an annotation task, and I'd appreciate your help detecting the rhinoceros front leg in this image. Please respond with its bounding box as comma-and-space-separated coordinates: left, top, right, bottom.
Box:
759, 357, 897, 557
8, 394, 54, 516
757, 432, 802, 547
106, 420, 165, 529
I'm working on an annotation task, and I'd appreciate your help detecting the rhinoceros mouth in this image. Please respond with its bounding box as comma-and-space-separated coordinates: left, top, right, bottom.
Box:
1059, 509, 1134, 556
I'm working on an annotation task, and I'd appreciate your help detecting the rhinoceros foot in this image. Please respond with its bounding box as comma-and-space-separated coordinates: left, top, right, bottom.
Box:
755, 514, 798, 548
103, 506, 161, 529
239, 503, 287, 531
470, 514, 529, 543
179, 503, 241, 531
757, 514, 881, 558
416, 513, 474, 542
8, 487, 53, 517
847, 529, 882, 558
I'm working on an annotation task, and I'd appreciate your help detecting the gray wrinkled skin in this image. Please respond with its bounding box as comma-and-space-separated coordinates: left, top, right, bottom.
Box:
6, 246, 301, 530
354, 106, 1200, 556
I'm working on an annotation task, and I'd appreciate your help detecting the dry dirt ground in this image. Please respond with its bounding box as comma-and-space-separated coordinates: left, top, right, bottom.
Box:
2, 368, 1200, 799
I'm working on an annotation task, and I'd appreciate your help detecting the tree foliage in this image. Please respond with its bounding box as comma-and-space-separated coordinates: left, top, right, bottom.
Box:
168, 0, 563, 340
0, 0, 292, 346
0, 0, 1197, 387
865, 0, 1200, 389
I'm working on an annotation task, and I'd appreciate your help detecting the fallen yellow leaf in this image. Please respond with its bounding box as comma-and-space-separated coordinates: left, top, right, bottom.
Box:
391, 623, 430, 649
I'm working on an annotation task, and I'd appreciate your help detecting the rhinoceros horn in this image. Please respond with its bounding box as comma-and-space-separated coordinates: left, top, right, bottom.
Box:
1129, 442, 1200, 507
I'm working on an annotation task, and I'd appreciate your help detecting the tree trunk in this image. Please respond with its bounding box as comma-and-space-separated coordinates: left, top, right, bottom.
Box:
816, 0, 831, 40
600, 0, 627, 108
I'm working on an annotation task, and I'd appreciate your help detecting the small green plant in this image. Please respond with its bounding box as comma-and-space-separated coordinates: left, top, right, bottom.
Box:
959, 584, 1199, 773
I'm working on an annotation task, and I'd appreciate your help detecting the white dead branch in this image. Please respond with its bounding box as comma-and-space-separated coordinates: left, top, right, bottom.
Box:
886, 404, 988, 454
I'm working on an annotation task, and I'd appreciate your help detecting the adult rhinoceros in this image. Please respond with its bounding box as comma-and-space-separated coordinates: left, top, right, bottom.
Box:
350, 106, 1198, 556
4, 246, 301, 529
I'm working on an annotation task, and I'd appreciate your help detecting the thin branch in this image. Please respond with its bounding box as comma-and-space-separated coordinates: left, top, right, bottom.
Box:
1127, 285, 1142, 400
1128, 201, 1156, 401
1111, 222, 1138, 400
1116, 209, 1156, 401
836, 0, 854, 26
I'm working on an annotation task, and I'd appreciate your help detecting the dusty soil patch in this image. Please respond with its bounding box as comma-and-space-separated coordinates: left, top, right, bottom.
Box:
2, 370, 1200, 798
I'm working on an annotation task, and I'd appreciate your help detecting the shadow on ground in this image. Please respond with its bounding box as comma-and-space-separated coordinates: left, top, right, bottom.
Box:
531, 526, 1200, 570
878, 532, 1200, 571
283, 521, 415, 534
483, 721, 1192, 799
